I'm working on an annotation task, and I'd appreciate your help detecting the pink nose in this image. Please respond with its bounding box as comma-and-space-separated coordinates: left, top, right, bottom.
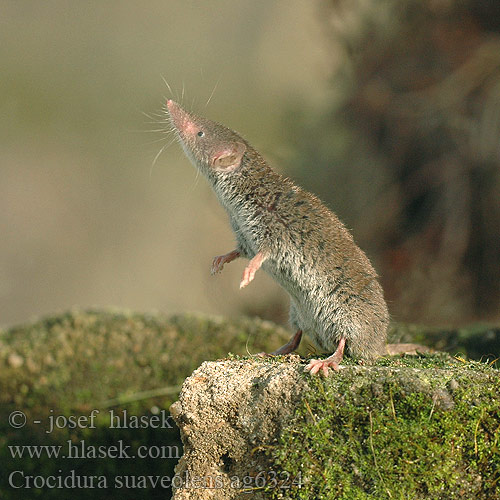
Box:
166, 99, 180, 115
166, 100, 184, 126
167, 100, 197, 136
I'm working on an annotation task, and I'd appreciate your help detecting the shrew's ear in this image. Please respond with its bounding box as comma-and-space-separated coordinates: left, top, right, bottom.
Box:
212, 142, 246, 171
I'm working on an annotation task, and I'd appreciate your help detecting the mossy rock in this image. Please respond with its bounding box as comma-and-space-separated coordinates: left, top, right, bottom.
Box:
389, 323, 500, 363
167, 355, 499, 500
268, 355, 500, 500
2, 309, 498, 499
0, 309, 290, 500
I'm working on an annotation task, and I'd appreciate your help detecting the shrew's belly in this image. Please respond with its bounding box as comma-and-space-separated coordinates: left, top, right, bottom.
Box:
264, 260, 343, 351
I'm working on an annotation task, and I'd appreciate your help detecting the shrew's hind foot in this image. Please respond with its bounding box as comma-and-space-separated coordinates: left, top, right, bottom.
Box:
304, 336, 346, 377
257, 330, 302, 357
305, 358, 341, 377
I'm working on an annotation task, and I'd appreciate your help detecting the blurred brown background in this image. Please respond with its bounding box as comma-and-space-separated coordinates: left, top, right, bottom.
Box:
1, 0, 499, 329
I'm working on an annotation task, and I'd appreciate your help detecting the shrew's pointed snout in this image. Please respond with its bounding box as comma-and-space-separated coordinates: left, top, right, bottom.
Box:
166, 100, 198, 137
166, 99, 183, 124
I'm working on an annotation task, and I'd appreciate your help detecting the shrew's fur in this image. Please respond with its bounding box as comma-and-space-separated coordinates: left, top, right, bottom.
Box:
167, 101, 388, 361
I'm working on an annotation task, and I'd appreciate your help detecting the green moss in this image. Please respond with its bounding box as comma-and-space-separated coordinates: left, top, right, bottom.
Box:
0, 309, 290, 410
267, 361, 500, 499
2, 310, 499, 499
0, 309, 290, 500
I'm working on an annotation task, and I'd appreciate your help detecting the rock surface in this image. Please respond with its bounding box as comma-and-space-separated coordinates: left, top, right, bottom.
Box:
170, 358, 308, 500
171, 356, 500, 500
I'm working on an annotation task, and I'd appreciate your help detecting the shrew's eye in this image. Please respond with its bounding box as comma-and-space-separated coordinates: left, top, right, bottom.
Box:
197, 131, 205, 137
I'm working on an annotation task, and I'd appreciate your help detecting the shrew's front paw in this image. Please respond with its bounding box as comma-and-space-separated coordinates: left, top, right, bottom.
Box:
211, 249, 240, 275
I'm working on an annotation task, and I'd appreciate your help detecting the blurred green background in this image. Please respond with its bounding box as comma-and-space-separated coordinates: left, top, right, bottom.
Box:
2, 0, 500, 329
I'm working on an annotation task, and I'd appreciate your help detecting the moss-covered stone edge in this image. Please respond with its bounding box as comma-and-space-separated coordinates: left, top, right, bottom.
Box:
0, 309, 291, 500
265, 357, 500, 500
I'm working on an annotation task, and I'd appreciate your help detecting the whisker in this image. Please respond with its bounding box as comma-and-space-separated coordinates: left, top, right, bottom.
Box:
190, 166, 201, 191
139, 128, 171, 133
141, 110, 159, 121
145, 136, 173, 145
205, 78, 220, 107
161, 74, 174, 96
149, 137, 176, 179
